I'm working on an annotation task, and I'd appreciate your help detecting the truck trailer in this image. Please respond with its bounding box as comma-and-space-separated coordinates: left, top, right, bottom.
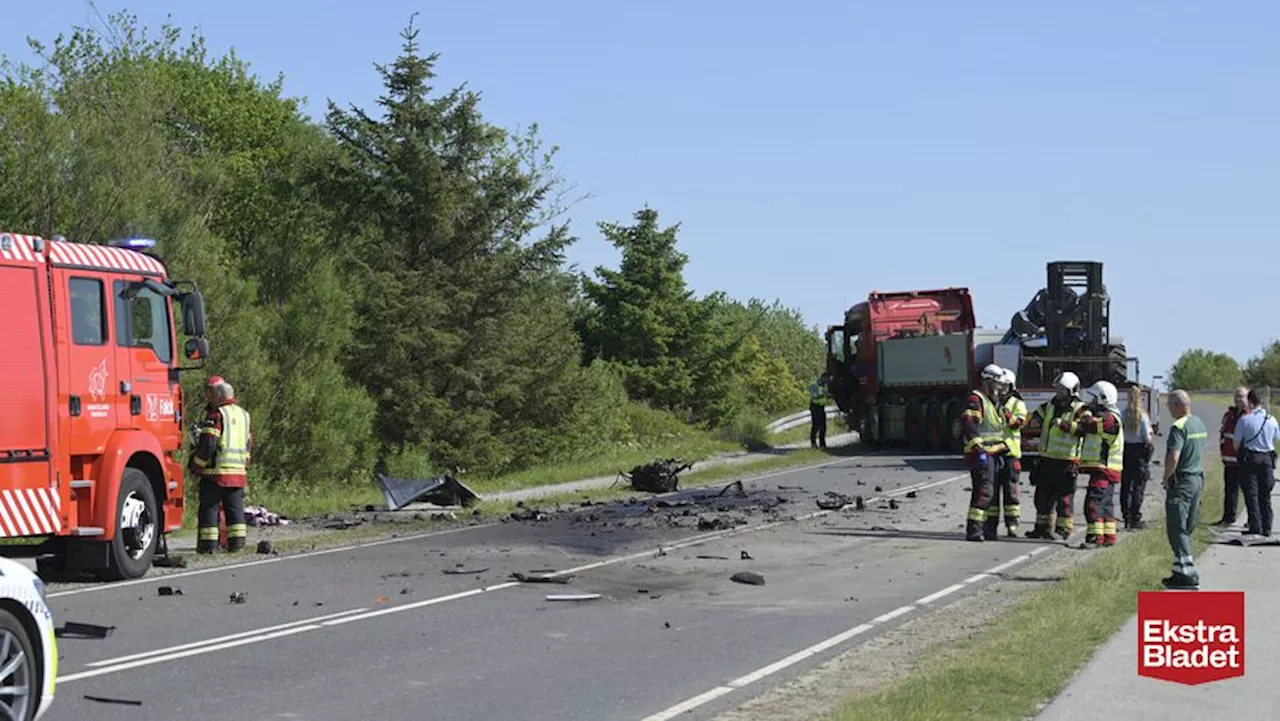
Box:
824, 261, 1158, 459
0, 231, 208, 580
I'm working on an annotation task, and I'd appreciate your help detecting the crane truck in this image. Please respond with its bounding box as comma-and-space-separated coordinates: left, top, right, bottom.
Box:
0, 230, 208, 580
823, 261, 1158, 461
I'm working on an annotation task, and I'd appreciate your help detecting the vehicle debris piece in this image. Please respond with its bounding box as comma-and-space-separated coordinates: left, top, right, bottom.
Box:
619, 458, 693, 493
730, 571, 765, 586
157, 586, 183, 597
377, 473, 479, 511
229, 592, 248, 604
888, 499, 900, 509
85, 695, 142, 706
817, 491, 852, 510
511, 572, 572, 584
855, 496, 867, 511
874, 486, 884, 492
546, 593, 601, 601
906, 491, 919, 499
57, 622, 115, 639
245, 505, 290, 526
509, 507, 546, 522
256, 540, 275, 555
717, 480, 747, 498
442, 567, 489, 575
696, 555, 730, 560
740, 551, 753, 560
778, 484, 803, 490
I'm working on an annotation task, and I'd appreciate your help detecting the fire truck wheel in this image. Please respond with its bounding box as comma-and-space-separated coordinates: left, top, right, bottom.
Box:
104, 469, 159, 581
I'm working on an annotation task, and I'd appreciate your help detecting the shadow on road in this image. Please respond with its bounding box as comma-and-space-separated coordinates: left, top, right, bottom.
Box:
809, 526, 1054, 546
900, 457, 969, 473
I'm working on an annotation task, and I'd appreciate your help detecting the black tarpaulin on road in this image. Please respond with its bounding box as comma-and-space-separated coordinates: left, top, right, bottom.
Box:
377, 474, 480, 510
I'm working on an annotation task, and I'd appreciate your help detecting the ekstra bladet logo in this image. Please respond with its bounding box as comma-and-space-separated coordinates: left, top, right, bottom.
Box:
1137, 591, 1245, 685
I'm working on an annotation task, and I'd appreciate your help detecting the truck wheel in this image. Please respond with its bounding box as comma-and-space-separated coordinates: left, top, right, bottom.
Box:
102, 468, 159, 581
906, 402, 926, 451
925, 401, 945, 453
945, 403, 965, 455
863, 409, 881, 448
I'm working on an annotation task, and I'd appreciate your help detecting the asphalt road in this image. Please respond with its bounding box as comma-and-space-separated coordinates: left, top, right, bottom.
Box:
40, 397, 1210, 721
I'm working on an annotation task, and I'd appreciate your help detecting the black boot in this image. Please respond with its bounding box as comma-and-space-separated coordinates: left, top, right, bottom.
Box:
197, 539, 218, 554
983, 517, 1000, 540
966, 519, 985, 542
226, 536, 246, 553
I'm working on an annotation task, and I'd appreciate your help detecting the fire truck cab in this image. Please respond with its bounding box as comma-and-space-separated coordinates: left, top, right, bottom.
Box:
0, 231, 208, 580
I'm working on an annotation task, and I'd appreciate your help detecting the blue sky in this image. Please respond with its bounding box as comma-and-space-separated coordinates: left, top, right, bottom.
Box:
5, 1, 1277, 383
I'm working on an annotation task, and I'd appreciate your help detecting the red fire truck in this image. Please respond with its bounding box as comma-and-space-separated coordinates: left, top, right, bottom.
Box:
0, 230, 207, 580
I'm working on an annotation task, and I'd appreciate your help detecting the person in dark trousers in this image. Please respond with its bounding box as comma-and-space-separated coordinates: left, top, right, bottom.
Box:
962, 364, 1010, 542
1232, 389, 1279, 538
984, 367, 1025, 539
1120, 388, 1154, 529
190, 376, 254, 553
1162, 390, 1207, 589
1023, 372, 1085, 540
809, 373, 831, 449
1214, 387, 1249, 527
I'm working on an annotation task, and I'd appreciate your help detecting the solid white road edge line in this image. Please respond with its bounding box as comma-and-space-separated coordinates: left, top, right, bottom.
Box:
56, 470, 976, 684
638, 545, 1051, 721
49, 454, 873, 599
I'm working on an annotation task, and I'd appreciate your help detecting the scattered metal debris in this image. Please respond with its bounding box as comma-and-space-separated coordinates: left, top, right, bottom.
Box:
546, 593, 601, 601
85, 695, 142, 706
56, 622, 115, 639
817, 491, 852, 510
731, 571, 765, 586
696, 554, 730, 560
740, 550, 753, 560
906, 491, 919, 499
509, 507, 546, 522
377, 473, 479, 510
229, 592, 248, 604
888, 499, 900, 510
619, 458, 693, 493
511, 572, 571, 584
874, 486, 884, 492
158, 586, 183, 597
442, 566, 489, 575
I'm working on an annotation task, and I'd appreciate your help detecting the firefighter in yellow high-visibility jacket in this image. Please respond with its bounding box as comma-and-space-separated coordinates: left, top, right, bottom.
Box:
985, 368, 1027, 539
189, 376, 253, 554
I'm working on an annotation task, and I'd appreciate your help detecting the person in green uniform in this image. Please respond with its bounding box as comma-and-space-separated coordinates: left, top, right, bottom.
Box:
1162, 390, 1208, 589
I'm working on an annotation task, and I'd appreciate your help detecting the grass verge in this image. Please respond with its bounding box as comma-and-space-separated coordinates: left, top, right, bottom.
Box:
829, 465, 1225, 721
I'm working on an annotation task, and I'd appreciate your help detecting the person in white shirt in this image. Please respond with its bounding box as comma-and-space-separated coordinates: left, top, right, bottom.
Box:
1120, 391, 1154, 529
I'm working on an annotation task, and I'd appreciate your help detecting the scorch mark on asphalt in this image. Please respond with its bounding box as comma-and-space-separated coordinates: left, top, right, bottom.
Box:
55, 467, 973, 684
47, 453, 889, 599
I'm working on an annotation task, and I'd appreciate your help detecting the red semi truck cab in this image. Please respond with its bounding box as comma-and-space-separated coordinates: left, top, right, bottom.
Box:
0, 231, 208, 580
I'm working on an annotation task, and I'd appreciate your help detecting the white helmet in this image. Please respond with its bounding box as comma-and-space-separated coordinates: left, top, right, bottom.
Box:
1000, 368, 1017, 389
1054, 371, 1081, 393
1086, 380, 1119, 408
981, 364, 1003, 383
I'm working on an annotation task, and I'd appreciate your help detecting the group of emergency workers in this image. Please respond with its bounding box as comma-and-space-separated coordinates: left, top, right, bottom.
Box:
963, 364, 1127, 547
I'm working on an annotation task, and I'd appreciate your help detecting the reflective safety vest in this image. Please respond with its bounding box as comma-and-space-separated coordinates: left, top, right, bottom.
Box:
207, 404, 252, 476
966, 390, 1004, 452
810, 381, 830, 406
1002, 395, 1028, 459
1039, 399, 1084, 461
1080, 408, 1123, 471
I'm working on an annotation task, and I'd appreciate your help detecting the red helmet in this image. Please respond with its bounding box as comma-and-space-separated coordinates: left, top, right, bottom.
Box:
207, 375, 226, 387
